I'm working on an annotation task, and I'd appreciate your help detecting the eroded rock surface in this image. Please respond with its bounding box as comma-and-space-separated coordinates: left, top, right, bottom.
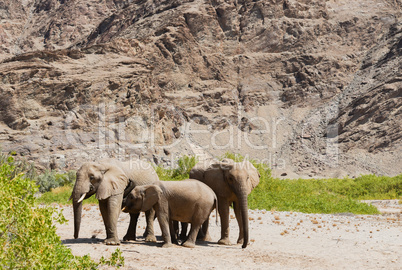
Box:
0, 0, 401, 177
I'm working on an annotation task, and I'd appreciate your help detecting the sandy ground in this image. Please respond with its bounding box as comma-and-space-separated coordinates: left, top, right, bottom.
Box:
56, 202, 402, 269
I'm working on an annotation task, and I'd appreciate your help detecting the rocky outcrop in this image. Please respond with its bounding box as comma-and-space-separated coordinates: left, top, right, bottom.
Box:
335, 22, 402, 153
0, 0, 401, 177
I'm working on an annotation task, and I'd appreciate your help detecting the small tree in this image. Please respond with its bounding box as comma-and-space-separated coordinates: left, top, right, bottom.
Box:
0, 156, 98, 269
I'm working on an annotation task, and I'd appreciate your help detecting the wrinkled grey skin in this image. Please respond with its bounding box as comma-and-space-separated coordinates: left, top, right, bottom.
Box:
123, 179, 217, 248
71, 158, 159, 245
189, 159, 260, 248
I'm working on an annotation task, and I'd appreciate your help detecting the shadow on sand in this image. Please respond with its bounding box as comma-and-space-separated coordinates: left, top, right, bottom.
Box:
62, 236, 227, 249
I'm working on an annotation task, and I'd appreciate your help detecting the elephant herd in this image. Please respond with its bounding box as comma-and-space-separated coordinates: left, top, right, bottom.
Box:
70, 158, 260, 248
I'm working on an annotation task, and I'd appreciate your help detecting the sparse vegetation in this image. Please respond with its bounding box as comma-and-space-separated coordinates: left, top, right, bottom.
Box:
99, 248, 125, 268
0, 153, 123, 268
2, 151, 400, 267
0, 151, 37, 181
0, 155, 96, 268
36, 169, 76, 193
37, 185, 98, 205
25, 152, 402, 215
155, 155, 198, 181
223, 153, 400, 214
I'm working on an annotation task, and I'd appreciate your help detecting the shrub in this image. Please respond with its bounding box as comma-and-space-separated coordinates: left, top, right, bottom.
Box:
36, 170, 76, 193
37, 152, 401, 215
0, 152, 37, 182
0, 155, 123, 269
37, 185, 98, 205
223, 153, 381, 214
156, 155, 198, 181
99, 248, 125, 268
171, 155, 198, 179
0, 151, 77, 194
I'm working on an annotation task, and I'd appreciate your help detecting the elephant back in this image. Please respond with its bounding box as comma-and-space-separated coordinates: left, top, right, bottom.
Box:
189, 159, 218, 180
122, 159, 159, 185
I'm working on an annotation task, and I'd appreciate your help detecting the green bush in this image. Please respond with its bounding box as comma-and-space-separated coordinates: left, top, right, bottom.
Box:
37, 152, 401, 215
0, 155, 123, 269
248, 177, 380, 214
172, 155, 198, 179
320, 174, 402, 200
223, 153, 385, 214
0, 151, 77, 194
36, 170, 76, 193
37, 185, 98, 205
155, 155, 198, 181
99, 248, 125, 268
0, 152, 37, 182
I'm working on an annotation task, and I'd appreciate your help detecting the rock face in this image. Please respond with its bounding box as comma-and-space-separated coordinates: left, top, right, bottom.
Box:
0, 0, 401, 177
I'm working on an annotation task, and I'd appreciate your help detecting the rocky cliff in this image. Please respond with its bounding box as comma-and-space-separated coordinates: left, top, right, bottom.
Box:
0, 0, 401, 177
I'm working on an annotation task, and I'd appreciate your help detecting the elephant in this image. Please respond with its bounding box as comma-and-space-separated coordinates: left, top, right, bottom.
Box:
189, 158, 260, 248
70, 158, 159, 245
122, 179, 217, 248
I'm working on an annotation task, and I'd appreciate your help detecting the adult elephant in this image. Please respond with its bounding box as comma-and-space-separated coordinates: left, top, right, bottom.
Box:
70, 158, 159, 245
189, 158, 260, 248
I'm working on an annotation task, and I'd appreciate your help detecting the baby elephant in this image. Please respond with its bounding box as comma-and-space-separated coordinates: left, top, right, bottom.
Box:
123, 179, 217, 248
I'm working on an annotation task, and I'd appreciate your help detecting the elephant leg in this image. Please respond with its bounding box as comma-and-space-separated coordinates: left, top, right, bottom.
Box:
233, 201, 244, 244
99, 195, 122, 245
196, 226, 204, 240
217, 198, 231, 245
183, 223, 201, 248
144, 209, 157, 242
157, 211, 172, 248
123, 212, 139, 241
200, 217, 212, 241
180, 222, 188, 241
169, 220, 179, 245
99, 200, 111, 239
172, 220, 179, 241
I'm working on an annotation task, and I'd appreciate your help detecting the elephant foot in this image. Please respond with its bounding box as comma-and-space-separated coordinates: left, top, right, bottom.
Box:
179, 233, 187, 242
172, 239, 179, 245
200, 232, 212, 242
218, 238, 232, 246
161, 243, 173, 248
145, 234, 157, 242
196, 230, 204, 240
237, 238, 244, 245
104, 238, 120, 245
123, 234, 136, 241
182, 241, 195, 248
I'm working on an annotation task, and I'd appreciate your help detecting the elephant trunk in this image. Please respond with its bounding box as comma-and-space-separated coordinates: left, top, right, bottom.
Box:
73, 199, 82, 239
231, 179, 249, 249
71, 173, 96, 239
238, 191, 249, 248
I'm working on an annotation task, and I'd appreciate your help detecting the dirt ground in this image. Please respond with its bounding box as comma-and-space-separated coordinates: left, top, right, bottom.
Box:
56, 201, 402, 269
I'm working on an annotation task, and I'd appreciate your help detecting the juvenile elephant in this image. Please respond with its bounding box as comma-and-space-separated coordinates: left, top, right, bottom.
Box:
190, 158, 260, 248
70, 158, 159, 245
123, 179, 217, 248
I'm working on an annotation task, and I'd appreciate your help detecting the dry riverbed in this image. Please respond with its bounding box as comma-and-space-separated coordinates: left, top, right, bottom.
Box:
56, 202, 402, 269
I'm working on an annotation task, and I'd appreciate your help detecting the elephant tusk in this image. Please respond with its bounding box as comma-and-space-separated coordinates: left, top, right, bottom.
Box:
121, 206, 127, 212
77, 193, 86, 203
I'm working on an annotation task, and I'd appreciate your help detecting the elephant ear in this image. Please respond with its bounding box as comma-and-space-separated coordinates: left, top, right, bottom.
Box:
244, 161, 260, 190
141, 185, 162, 212
96, 164, 129, 200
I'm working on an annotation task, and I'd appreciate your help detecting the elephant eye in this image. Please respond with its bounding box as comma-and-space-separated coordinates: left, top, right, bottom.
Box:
89, 175, 95, 182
